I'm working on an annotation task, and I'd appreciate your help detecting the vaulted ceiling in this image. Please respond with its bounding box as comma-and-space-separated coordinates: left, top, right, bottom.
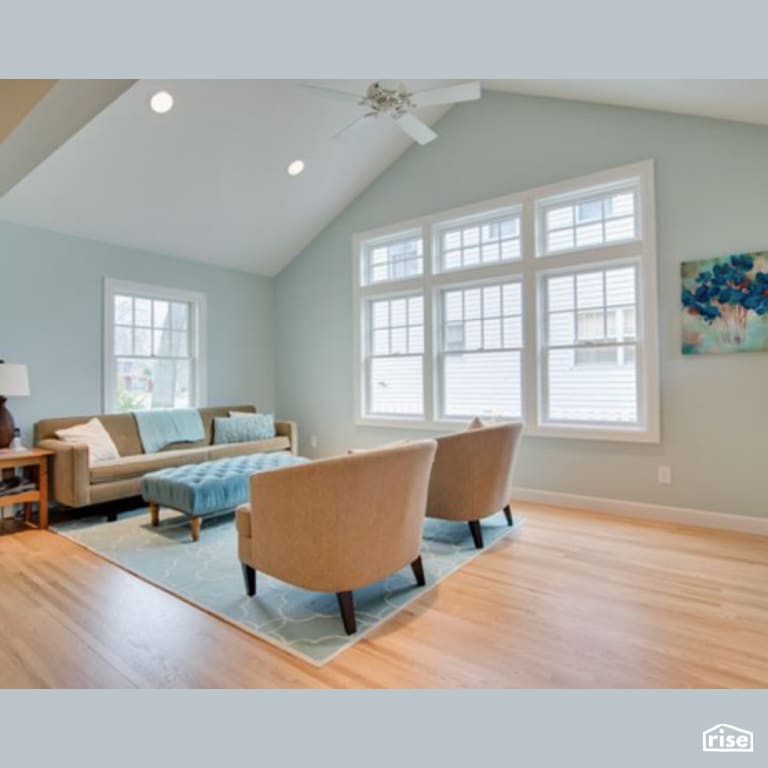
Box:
0, 80, 455, 275
2, 79, 767, 276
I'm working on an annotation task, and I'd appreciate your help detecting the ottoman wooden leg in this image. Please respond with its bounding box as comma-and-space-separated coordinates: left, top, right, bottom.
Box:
190, 516, 201, 542
149, 503, 160, 527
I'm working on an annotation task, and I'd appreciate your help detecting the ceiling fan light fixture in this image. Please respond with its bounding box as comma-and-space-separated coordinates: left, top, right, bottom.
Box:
287, 159, 305, 176
149, 90, 174, 114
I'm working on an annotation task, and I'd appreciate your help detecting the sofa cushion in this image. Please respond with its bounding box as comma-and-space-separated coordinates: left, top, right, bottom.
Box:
89, 447, 211, 485
206, 437, 290, 460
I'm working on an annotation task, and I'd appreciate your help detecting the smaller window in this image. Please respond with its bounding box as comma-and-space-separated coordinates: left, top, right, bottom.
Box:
104, 279, 206, 414
538, 184, 638, 256
437, 212, 521, 272
362, 232, 423, 285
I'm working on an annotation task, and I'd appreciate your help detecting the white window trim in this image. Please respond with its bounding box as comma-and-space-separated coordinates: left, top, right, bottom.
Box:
103, 278, 208, 414
352, 160, 660, 442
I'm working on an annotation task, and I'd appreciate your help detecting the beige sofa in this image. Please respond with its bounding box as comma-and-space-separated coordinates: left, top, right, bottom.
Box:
35, 405, 297, 508
236, 440, 437, 634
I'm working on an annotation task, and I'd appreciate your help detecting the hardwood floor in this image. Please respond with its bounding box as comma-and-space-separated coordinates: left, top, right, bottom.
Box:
0, 502, 766, 688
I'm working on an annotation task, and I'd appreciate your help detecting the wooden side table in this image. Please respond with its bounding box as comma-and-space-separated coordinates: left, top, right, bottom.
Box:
0, 448, 53, 529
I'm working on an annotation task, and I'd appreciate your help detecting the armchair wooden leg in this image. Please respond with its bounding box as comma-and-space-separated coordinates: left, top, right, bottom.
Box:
468, 520, 484, 549
189, 516, 201, 542
410, 555, 426, 586
336, 591, 357, 635
503, 505, 514, 526
241, 564, 256, 596
149, 503, 160, 527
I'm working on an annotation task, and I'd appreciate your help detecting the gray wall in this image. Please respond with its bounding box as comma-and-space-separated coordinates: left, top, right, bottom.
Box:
276, 91, 768, 519
0, 221, 276, 445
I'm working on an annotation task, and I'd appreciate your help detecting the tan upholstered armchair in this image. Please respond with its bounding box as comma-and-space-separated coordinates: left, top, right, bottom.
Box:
426, 423, 522, 549
236, 440, 437, 634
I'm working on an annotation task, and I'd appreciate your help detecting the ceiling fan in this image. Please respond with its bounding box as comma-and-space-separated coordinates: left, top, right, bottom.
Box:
299, 80, 482, 145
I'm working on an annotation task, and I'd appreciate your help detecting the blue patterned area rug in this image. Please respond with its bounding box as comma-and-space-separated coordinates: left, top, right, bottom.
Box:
53, 509, 524, 666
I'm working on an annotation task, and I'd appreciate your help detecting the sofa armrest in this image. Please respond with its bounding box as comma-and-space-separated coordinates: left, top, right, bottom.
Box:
37, 438, 90, 508
274, 420, 298, 456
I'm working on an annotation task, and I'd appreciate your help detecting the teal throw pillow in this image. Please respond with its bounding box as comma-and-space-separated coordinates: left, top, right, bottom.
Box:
214, 414, 276, 444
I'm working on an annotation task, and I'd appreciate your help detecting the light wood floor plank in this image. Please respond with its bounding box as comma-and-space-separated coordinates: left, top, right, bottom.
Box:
0, 503, 765, 688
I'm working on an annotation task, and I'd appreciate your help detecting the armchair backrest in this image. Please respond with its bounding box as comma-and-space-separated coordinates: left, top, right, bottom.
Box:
426, 423, 522, 522
245, 439, 438, 593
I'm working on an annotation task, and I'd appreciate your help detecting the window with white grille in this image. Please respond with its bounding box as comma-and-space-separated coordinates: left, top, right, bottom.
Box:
104, 279, 206, 414
539, 185, 637, 256
365, 294, 424, 417
353, 161, 658, 442
363, 232, 423, 285
440, 282, 522, 419
437, 212, 521, 271
542, 265, 639, 425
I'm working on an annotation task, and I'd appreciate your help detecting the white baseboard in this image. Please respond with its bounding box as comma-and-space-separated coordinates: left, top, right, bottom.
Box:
510, 486, 768, 536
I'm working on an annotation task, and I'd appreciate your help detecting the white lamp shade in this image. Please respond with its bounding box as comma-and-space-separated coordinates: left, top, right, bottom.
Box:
0, 363, 30, 397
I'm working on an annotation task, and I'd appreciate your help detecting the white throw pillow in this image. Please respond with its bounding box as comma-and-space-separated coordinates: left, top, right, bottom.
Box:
229, 411, 256, 418
56, 418, 120, 465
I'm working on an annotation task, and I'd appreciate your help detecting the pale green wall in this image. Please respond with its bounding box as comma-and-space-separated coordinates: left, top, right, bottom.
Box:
0, 221, 276, 445
276, 91, 768, 519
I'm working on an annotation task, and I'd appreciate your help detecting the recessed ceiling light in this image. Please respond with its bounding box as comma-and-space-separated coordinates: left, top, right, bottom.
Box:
287, 160, 305, 176
149, 90, 174, 114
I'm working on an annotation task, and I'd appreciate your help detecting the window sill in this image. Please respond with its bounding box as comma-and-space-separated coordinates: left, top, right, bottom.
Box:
525, 422, 660, 444
355, 416, 524, 433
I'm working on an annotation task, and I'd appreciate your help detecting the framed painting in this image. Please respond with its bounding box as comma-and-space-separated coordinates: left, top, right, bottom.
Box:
681, 251, 768, 355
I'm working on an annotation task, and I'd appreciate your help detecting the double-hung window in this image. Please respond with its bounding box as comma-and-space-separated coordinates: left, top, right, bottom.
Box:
541, 264, 639, 426
366, 294, 425, 417
439, 281, 522, 420
358, 231, 425, 420
104, 279, 207, 413
354, 160, 659, 442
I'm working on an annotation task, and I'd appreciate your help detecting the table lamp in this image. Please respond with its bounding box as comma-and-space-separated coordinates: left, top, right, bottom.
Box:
0, 362, 30, 449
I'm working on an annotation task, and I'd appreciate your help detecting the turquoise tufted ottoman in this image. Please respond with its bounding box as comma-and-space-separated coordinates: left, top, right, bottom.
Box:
142, 453, 309, 541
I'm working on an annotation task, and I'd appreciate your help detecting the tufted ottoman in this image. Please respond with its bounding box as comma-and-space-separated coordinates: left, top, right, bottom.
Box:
141, 453, 309, 541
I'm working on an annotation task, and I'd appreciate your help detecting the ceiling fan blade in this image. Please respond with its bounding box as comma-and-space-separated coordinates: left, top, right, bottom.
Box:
394, 113, 438, 145
331, 114, 369, 140
297, 83, 361, 103
412, 81, 481, 108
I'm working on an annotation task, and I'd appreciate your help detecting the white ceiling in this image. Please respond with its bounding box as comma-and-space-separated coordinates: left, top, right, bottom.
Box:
0, 80, 454, 276
2, 79, 768, 276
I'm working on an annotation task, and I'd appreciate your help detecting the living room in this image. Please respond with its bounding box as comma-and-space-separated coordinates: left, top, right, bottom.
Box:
1, 75, 767, 696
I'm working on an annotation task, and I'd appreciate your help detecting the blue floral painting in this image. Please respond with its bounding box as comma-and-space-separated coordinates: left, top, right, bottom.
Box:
681, 252, 768, 355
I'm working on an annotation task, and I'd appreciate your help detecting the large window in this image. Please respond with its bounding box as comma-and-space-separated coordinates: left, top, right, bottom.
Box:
354, 161, 659, 442
104, 279, 206, 413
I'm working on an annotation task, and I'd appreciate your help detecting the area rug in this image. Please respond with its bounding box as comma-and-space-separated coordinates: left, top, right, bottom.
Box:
53, 509, 524, 666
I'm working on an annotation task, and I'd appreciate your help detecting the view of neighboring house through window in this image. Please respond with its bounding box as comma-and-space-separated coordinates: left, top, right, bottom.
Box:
353, 161, 659, 442
440, 281, 522, 419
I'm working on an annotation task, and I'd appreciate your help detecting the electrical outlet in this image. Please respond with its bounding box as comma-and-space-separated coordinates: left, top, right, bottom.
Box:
657, 465, 672, 485
310, 435, 318, 449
